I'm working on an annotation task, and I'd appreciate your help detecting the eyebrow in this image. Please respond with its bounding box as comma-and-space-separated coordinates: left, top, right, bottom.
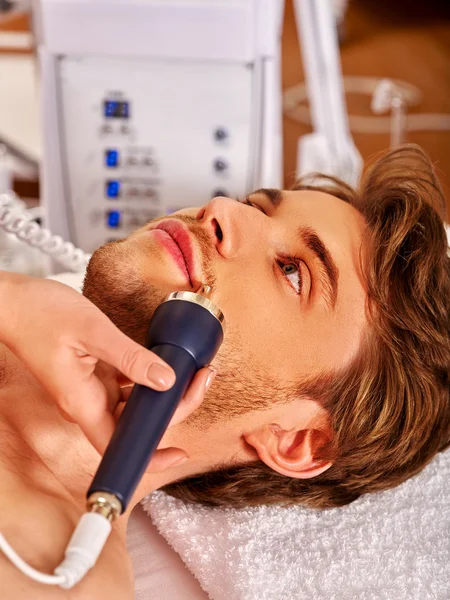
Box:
251, 188, 339, 310
298, 226, 339, 310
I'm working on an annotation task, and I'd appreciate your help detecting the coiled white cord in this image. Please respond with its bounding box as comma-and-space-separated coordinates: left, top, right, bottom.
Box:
0, 193, 91, 273
0, 513, 112, 589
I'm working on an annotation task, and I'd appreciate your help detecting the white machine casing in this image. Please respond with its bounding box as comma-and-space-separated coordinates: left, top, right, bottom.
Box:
34, 0, 284, 254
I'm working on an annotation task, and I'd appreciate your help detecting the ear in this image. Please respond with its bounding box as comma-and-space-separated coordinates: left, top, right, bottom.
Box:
243, 423, 332, 479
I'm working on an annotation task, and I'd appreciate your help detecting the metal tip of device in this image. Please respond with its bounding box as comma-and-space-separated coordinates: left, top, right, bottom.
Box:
87, 491, 122, 522
197, 284, 212, 298
166, 287, 225, 332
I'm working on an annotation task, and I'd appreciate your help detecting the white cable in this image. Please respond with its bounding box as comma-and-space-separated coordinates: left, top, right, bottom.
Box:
0, 513, 112, 589
0, 193, 91, 272
0, 533, 66, 586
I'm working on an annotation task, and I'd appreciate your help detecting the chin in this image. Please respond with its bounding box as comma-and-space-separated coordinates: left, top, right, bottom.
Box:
83, 240, 166, 345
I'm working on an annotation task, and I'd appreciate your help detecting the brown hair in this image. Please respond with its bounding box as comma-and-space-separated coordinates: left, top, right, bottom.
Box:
162, 145, 450, 509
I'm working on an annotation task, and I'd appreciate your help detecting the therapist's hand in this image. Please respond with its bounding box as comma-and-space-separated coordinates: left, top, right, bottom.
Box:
0, 273, 216, 468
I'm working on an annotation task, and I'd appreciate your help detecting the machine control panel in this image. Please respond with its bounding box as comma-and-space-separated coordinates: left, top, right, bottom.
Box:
57, 55, 253, 252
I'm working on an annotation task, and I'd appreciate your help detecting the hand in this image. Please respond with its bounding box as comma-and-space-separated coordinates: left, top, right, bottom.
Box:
0, 273, 216, 469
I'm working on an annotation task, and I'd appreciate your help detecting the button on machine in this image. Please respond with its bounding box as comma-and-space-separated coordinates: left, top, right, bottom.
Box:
214, 127, 228, 142
106, 210, 121, 228
106, 180, 121, 198
213, 158, 228, 172
105, 149, 119, 168
212, 188, 228, 198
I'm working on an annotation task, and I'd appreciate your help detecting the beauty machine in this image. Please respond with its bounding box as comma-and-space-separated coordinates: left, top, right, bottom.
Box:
34, 0, 284, 256
0, 0, 358, 277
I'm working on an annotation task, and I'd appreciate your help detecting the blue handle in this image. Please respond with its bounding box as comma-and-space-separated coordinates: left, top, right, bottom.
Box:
88, 344, 196, 509
88, 298, 224, 512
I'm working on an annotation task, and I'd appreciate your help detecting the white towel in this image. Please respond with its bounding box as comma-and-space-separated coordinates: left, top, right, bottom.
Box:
142, 450, 450, 600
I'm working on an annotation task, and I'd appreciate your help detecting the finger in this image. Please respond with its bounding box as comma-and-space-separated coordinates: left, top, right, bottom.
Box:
113, 366, 213, 425
168, 366, 217, 428
114, 367, 216, 432
56, 405, 77, 424
119, 385, 134, 403
85, 315, 176, 391
60, 377, 116, 455
28, 346, 116, 453
94, 360, 123, 414
116, 372, 133, 387
146, 447, 189, 473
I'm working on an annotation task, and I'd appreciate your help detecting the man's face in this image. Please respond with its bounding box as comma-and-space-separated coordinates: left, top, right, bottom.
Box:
84, 189, 367, 438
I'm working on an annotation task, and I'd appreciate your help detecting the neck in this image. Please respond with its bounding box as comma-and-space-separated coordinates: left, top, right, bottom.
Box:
0, 345, 192, 528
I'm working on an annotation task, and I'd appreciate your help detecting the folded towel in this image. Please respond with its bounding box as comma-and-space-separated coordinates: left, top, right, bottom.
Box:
142, 450, 450, 600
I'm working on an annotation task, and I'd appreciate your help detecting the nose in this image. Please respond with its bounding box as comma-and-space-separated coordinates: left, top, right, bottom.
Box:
196, 196, 256, 259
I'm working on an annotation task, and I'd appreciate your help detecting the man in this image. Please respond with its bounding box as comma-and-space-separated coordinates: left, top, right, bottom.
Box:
0, 145, 448, 597
85, 144, 450, 509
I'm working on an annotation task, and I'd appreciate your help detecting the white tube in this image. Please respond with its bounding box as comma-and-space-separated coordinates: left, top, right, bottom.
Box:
0, 512, 112, 589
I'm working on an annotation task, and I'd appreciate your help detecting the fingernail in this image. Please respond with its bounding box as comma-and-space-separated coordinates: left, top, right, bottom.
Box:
172, 455, 189, 467
147, 363, 176, 390
205, 367, 218, 392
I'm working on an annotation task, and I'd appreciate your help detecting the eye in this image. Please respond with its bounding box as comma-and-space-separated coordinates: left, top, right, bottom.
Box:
238, 197, 266, 214
278, 259, 304, 295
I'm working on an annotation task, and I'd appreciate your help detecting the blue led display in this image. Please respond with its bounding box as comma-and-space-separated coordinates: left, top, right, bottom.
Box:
104, 100, 130, 118
119, 102, 129, 118
106, 180, 120, 198
106, 210, 121, 229
105, 149, 119, 168
104, 101, 117, 118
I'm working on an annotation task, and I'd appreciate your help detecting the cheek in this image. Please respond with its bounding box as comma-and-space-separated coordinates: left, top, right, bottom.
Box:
298, 303, 365, 373
214, 283, 302, 380
213, 287, 364, 386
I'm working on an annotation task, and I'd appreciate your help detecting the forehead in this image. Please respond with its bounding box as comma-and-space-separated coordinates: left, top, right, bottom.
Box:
281, 189, 366, 260
281, 189, 364, 227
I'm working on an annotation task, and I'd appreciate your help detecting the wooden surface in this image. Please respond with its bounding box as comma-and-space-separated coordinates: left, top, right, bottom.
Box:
282, 0, 450, 219
0, 10, 29, 32
0, 9, 31, 53
1, 3, 450, 216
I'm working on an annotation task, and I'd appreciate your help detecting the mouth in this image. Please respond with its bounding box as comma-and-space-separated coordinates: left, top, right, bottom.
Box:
149, 220, 200, 288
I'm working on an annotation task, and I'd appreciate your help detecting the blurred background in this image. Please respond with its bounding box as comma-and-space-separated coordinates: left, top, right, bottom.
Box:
0, 0, 449, 276
283, 0, 450, 208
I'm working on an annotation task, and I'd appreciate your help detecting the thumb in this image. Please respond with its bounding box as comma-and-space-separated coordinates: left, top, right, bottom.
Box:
86, 314, 176, 391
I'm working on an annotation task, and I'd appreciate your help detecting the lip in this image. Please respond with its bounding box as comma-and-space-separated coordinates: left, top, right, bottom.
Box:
150, 220, 199, 288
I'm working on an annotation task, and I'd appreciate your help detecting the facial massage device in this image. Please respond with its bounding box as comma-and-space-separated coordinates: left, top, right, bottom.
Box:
0, 286, 225, 588
87, 286, 225, 513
